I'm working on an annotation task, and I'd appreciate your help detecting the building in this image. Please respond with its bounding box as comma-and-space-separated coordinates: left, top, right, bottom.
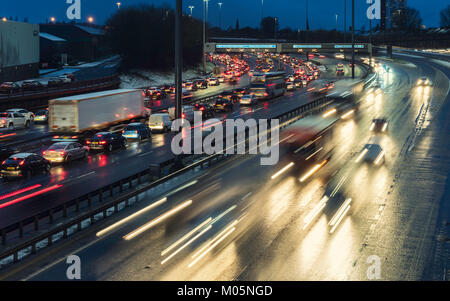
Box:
39, 32, 68, 67
39, 23, 108, 62
0, 20, 40, 83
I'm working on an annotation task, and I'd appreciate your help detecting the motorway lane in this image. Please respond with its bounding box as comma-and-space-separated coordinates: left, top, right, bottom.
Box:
0, 56, 356, 228
2, 60, 371, 280
14, 54, 450, 281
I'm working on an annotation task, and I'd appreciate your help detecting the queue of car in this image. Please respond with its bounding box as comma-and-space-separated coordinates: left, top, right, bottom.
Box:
0, 74, 75, 94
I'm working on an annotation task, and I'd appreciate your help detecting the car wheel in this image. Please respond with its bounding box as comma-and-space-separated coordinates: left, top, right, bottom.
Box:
122, 140, 127, 149
25, 120, 30, 128
83, 151, 89, 159
65, 155, 72, 163
8, 123, 14, 130
45, 164, 51, 174
107, 144, 113, 152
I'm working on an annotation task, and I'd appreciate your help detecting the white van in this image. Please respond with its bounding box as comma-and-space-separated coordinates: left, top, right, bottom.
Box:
148, 113, 172, 132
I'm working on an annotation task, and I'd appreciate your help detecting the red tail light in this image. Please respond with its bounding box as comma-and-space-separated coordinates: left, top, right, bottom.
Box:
1, 160, 5, 165
100, 141, 107, 145
86, 140, 91, 145
19, 160, 25, 166
59, 151, 65, 157
42, 151, 47, 156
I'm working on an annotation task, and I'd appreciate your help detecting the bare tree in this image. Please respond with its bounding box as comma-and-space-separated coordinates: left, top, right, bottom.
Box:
440, 5, 450, 27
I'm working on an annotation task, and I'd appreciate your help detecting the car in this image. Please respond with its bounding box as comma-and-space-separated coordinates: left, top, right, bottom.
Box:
148, 113, 172, 132
240, 94, 257, 105
0, 144, 18, 162
1, 153, 51, 180
0, 112, 31, 129
184, 81, 198, 91
207, 77, 220, 86
34, 109, 49, 123
58, 75, 73, 84
47, 78, 65, 88
214, 98, 234, 112
43, 142, 89, 164
86, 132, 127, 152
417, 77, 432, 86
354, 144, 385, 165
335, 53, 345, 59
0, 82, 20, 94
7, 108, 34, 122
217, 76, 225, 83
219, 91, 239, 103
194, 103, 215, 118
370, 119, 389, 133
21, 80, 44, 91
122, 123, 152, 140
160, 84, 175, 94
233, 88, 248, 99
286, 80, 296, 91
145, 88, 165, 100
194, 79, 208, 89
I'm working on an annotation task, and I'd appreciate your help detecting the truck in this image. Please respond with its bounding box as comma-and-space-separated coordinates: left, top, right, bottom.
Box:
49, 89, 150, 142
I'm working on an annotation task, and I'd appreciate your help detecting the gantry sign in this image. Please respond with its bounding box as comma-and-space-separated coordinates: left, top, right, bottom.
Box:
205, 43, 372, 55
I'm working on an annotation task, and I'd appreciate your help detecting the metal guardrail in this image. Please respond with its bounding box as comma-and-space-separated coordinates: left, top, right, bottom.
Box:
0, 93, 333, 266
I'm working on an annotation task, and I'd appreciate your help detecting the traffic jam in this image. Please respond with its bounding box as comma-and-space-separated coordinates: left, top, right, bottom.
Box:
0, 52, 329, 187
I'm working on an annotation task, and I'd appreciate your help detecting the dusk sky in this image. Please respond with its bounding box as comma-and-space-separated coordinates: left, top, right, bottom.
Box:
2, 0, 447, 30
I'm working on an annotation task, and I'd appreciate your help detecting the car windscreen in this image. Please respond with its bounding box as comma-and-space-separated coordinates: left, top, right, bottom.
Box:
49, 144, 66, 150
36, 110, 47, 116
125, 125, 141, 131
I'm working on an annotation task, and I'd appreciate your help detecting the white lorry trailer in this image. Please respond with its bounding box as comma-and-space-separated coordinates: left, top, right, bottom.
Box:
49, 89, 149, 141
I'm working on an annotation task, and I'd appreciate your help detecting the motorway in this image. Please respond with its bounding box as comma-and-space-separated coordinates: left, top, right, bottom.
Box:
4, 51, 447, 281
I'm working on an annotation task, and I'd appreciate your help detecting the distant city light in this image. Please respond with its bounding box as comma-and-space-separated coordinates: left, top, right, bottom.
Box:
2, 17, 7, 22
88, 16, 94, 23
50, 17, 56, 23
117, 2, 122, 9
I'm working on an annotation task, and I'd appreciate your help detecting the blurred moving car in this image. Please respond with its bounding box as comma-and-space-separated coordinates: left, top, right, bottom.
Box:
47, 78, 65, 88
145, 88, 165, 100
194, 79, 208, 89
122, 123, 152, 140
1, 153, 51, 180
148, 113, 172, 132
354, 144, 385, 165
370, 118, 389, 133
417, 77, 432, 86
43, 142, 89, 164
86, 132, 127, 152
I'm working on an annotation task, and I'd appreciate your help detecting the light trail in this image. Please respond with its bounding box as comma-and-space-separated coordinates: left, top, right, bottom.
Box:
123, 200, 192, 241
271, 162, 294, 180
96, 198, 168, 237
0, 185, 62, 209
0, 184, 42, 201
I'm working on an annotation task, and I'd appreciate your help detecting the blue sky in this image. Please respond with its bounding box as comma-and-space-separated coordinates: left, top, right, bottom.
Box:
2, 0, 447, 29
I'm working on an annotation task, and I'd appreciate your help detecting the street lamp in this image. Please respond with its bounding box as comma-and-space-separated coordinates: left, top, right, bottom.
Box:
261, 0, 264, 30
335, 14, 339, 31
50, 17, 56, 23
116, 2, 121, 9
88, 16, 94, 24
202, 0, 209, 75
188, 5, 194, 18
2, 17, 7, 22
351, 0, 355, 79
218, 2, 223, 29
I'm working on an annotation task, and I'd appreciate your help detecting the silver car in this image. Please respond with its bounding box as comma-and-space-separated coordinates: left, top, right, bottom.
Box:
43, 142, 89, 164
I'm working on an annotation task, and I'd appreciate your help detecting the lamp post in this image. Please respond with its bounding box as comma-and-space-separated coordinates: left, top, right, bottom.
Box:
116, 2, 121, 9
218, 2, 223, 29
174, 0, 183, 169
88, 16, 94, 24
50, 17, 56, 23
344, 0, 347, 42
188, 5, 194, 17
336, 14, 339, 31
351, 0, 355, 79
261, 0, 264, 30
202, 0, 209, 75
